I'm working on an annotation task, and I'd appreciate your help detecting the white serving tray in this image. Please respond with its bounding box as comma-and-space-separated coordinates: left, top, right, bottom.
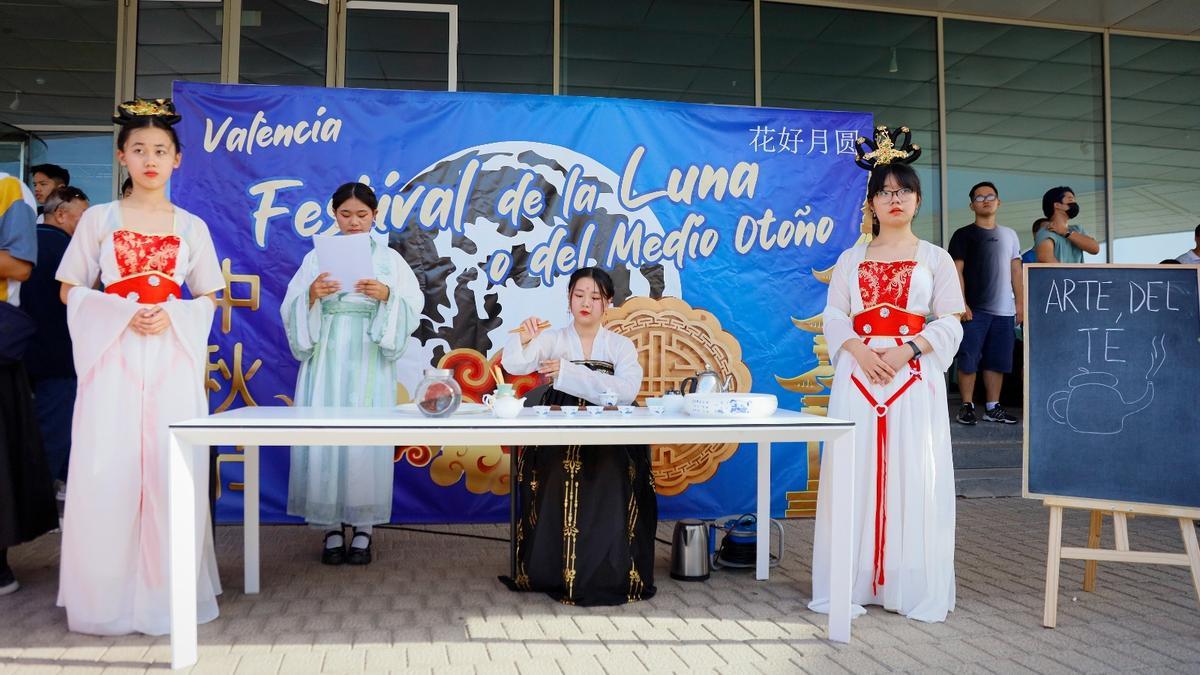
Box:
684, 393, 778, 418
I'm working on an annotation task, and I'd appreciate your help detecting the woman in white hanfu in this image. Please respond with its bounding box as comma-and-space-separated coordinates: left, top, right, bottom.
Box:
810, 128, 965, 623
282, 182, 422, 566
55, 99, 224, 636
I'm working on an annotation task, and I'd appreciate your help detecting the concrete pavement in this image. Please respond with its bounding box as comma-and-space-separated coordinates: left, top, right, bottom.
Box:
3, 497, 1199, 673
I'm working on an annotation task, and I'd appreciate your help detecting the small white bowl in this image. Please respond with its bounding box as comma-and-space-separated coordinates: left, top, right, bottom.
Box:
560, 406, 579, 416
533, 405, 551, 416
661, 394, 686, 414
649, 406, 666, 416
587, 405, 605, 416
618, 405, 635, 415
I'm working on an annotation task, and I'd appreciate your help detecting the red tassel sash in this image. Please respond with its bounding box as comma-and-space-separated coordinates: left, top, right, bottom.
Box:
849, 337, 923, 595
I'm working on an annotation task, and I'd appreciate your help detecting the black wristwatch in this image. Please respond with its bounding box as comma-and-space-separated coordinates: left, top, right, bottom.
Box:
905, 340, 922, 360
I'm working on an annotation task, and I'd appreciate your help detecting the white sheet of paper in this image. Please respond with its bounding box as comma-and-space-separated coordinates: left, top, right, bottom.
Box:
313, 233, 374, 292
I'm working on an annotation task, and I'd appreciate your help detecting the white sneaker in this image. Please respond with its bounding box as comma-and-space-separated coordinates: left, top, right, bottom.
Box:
0, 573, 18, 596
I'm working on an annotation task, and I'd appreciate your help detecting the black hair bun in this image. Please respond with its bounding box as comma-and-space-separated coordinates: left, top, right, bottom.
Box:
113, 98, 181, 126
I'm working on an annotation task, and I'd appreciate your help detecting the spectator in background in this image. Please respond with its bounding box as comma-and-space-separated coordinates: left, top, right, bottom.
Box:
1035, 187, 1100, 263
21, 186, 89, 507
1021, 218, 1047, 264
120, 177, 133, 199
0, 171, 58, 595
30, 164, 70, 213
1175, 224, 1200, 264
949, 181, 1022, 426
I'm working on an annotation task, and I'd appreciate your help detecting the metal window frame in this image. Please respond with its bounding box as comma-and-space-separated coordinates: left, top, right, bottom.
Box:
95, 0, 1200, 254
760, 0, 1163, 259
337, 1, 458, 91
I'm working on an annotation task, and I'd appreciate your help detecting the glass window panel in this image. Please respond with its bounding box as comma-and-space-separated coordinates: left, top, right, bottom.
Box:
1111, 36, 1200, 264
0, 140, 25, 179
345, 5, 449, 90
137, 1, 223, 99
945, 21, 1105, 259
240, 0, 327, 87
563, 0, 753, 105
344, 1, 552, 93
30, 131, 115, 203
457, 0, 552, 94
762, 4, 941, 243
0, 0, 117, 125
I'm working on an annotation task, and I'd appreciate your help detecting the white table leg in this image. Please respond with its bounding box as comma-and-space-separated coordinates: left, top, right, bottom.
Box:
244, 445, 260, 594
756, 441, 770, 580
168, 431, 199, 669
827, 429, 854, 643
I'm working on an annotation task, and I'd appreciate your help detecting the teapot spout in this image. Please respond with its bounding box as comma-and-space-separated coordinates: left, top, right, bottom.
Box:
1122, 381, 1154, 417
722, 374, 734, 393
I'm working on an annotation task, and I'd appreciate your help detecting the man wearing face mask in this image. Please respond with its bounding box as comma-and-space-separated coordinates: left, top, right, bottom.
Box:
1035, 186, 1100, 263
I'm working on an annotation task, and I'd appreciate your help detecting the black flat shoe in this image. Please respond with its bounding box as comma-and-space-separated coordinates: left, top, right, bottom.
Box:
321, 531, 346, 565
347, 531, 372, 565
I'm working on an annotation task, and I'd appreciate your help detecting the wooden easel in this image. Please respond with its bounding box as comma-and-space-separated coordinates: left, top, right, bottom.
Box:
1043, 495, 1200, 628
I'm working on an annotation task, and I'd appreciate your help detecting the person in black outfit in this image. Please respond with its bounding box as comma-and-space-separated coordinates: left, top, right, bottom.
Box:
499, 267, 657, 605
21, 186, 89, 503
1, 172, 57, 595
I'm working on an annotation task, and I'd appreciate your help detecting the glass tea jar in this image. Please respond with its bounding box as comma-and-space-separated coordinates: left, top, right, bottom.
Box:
414, 368, 462, 417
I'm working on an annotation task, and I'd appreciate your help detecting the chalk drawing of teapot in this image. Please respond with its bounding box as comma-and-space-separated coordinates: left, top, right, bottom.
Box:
1046, 335, 1165, 435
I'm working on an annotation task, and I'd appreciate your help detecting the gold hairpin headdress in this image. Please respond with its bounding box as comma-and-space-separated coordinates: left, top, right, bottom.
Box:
854, 125, 921, 171
112, 98, 181, 125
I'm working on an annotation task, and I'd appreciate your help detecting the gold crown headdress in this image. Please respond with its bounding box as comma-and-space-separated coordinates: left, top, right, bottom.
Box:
853, 125, 921, 171
112, 98, 181, 125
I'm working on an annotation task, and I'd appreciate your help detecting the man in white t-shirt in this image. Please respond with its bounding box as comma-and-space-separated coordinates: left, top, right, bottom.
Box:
1176, 224, 1200, 264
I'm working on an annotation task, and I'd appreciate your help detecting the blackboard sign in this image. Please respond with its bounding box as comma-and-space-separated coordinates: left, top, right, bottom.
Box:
1024, 264, 1200, 508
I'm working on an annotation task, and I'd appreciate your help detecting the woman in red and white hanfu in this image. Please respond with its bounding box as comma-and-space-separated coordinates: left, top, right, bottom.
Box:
810, 131, 965, 623
55, 100, 223, 635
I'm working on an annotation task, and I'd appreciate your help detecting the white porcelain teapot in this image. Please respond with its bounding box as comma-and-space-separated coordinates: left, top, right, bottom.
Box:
482, 384, 525, 419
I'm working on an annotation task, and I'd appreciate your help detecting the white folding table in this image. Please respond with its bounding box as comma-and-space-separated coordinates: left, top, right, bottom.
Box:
166, 406, 855, 669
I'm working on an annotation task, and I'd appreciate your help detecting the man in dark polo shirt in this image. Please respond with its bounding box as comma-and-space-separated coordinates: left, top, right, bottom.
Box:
948, 181, 1022, 425
20, 186, 88, 503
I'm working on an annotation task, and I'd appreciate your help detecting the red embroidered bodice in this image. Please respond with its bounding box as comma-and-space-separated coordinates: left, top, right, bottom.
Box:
113, 229, 181, 280
857, 260, 917, 309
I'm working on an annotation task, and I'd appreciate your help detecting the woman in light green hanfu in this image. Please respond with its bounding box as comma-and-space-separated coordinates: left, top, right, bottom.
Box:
281, 182, 422, 566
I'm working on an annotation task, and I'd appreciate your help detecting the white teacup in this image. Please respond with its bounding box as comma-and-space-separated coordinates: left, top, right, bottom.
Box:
533, 405, 551, 416
649, 405, 666, 416
599, 389, 618, 407
587, 405, 605, 416
662, 393, 686, 414
618, 405, 635, 415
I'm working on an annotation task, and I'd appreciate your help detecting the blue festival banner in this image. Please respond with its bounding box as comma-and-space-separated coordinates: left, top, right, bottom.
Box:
171, 81, 871, 525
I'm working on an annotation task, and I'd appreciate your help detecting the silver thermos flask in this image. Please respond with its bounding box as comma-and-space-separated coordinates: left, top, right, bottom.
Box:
670, 519, 711, 581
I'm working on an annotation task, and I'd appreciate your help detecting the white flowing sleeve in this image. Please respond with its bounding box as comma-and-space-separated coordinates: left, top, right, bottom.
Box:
921, 246, 967, 373
182, 214, 225, 296
56, 205, 104, 288
280, 251, 322, 362
161, 294, 218, 375
370, 248, 422, 361
65, 286, 140, 378
554, 332, 642, 405
501, 329, 558, 375
822, 248, 860, 367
